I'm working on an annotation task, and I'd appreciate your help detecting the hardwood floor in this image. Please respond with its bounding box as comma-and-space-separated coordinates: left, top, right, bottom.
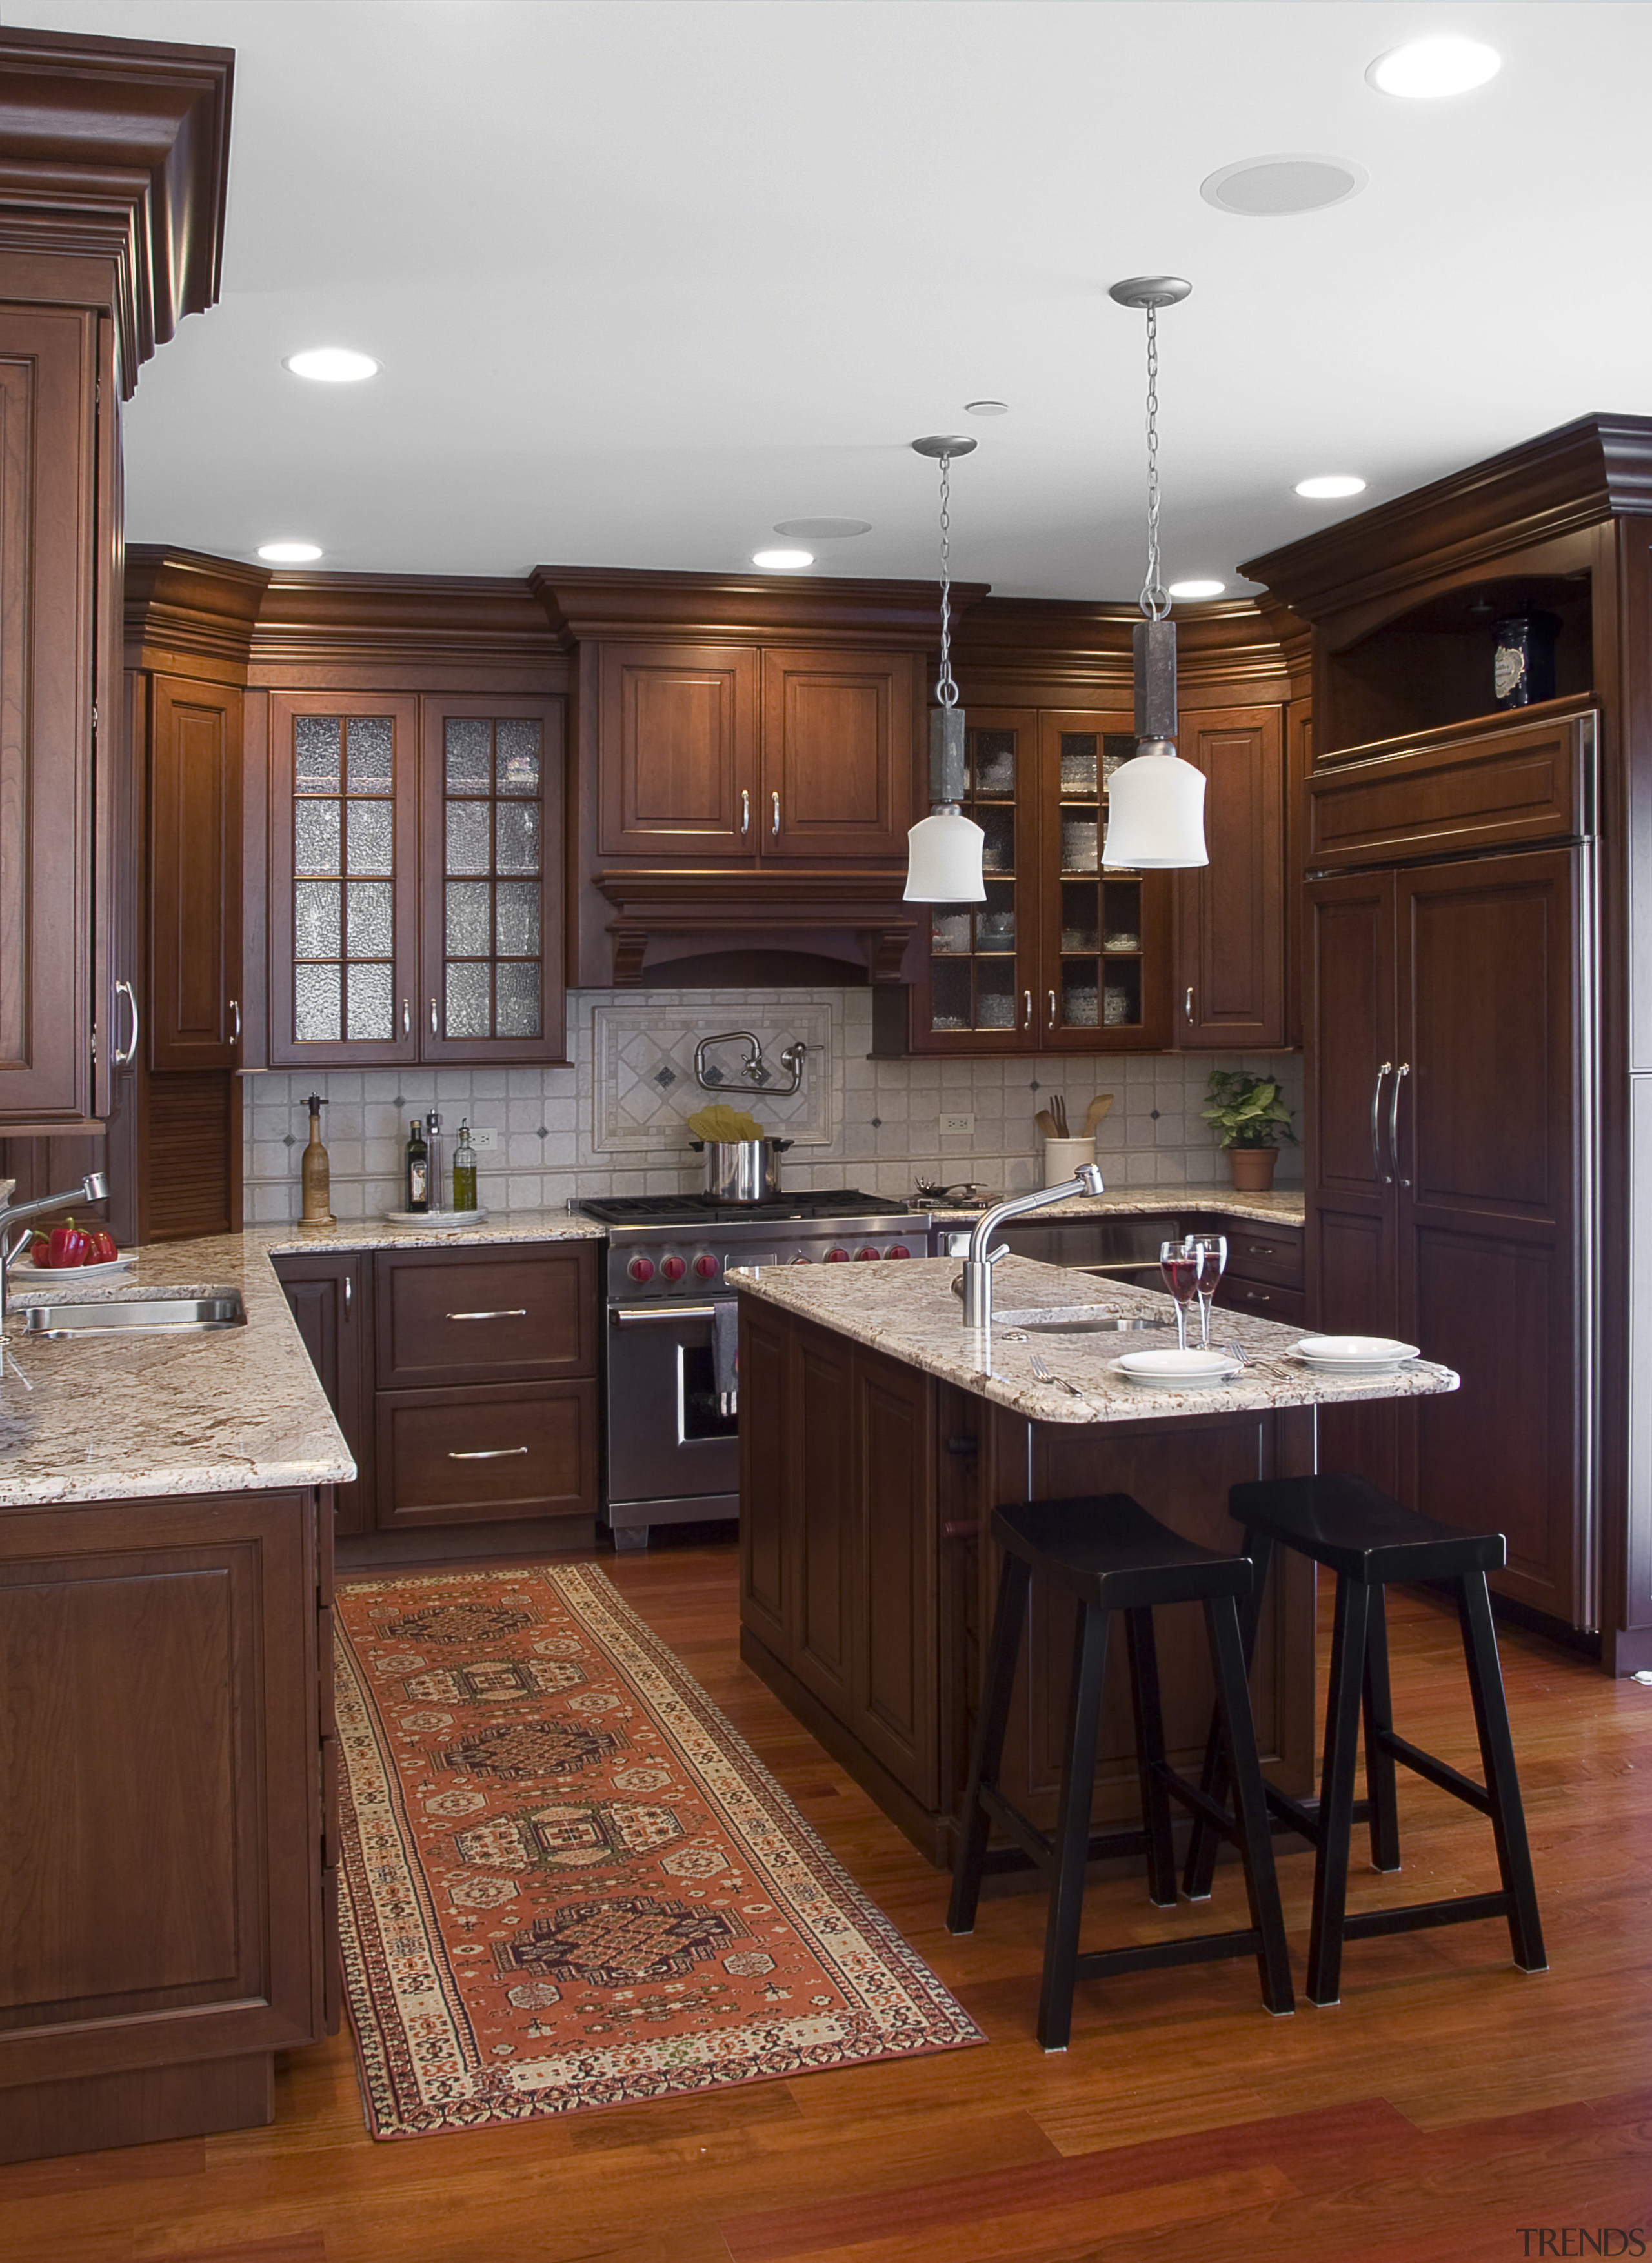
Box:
3, 1536, 1649, 2262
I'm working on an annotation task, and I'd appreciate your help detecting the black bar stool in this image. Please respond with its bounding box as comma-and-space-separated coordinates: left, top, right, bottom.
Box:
1183, 1473, 1547, 2006
947, 1493, 1294, 2051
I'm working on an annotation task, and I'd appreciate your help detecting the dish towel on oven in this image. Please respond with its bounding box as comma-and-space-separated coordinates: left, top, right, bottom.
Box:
712, 1300, 739, 1416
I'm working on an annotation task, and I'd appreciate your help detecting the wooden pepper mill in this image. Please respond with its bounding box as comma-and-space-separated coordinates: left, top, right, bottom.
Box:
299, 1093, 335, 1228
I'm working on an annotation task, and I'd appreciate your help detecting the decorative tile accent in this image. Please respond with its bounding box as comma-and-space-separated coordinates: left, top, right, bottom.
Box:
590, 1002, 836, 1155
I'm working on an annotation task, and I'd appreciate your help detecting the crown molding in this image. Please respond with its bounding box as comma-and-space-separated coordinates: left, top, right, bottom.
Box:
532, 565, 989, 650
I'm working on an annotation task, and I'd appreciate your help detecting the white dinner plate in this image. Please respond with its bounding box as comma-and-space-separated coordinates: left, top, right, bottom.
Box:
1113, 1348, 1242, 1387
380, 1207, 491, 1230
14, 1252, 136, 1284
1293, 1334, 1420, 1371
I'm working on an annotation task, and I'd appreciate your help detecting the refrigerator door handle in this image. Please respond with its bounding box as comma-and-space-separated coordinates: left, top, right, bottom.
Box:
1371, 1061, 1393, 1183
1390, 1061, 1411, 1187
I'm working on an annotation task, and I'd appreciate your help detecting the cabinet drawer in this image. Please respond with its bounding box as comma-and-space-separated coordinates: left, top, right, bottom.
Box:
375, 1380, 598, 1527
1206, 1219, 1304, 1288
1214, 1277, 1305, 1326
374, 1243, 598, 1387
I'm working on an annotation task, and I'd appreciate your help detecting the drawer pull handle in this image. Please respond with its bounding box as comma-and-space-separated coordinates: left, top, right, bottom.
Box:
1245, 1290, 1272, 1303
1246, 1244, 1276, 1257
945, 1434, 979, 1456
942, 1518, 981, 1540
446, 1307, 529, 1321
448, 1445, 530, 1460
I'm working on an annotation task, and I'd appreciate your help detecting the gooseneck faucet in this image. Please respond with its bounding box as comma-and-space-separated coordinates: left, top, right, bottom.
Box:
0, 1172, 110, 1340
954, 1163, 1106, 1331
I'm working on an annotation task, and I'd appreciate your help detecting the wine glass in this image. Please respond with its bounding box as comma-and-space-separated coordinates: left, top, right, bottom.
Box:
1158, 1239, 1200, 1352
1182, 1233, 1228, 1350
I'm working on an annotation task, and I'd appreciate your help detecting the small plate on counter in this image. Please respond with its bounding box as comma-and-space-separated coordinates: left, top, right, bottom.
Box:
380, 1207, 491, 1230
1293, 1334, 1420, 1372
1108, 1347, 1242, 1389
14, 1252, 137, 1284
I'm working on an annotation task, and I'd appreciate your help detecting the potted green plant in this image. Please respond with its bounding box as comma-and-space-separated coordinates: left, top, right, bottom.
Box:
1201, 1070, 1297, 1192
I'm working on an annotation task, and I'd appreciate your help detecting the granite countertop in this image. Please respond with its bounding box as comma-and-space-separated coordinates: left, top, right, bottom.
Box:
730, 1253, 1453, 1425
927, 1185, 1305, 1227
256, 1210, 608, 1253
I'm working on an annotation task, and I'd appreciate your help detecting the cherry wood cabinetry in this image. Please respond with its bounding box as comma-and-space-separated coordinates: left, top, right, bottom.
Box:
1207, 1213, 1305, 1328
1174, 705, 1287, 1047
0, 1482, 331, 2164
273, 1250, 374, 1535
150, 673, 245, 1069
738, 1295, 1315, 1865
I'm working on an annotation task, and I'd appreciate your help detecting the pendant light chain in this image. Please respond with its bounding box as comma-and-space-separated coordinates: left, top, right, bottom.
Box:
935, 451, 960, 709
1140, 302, 1168, 623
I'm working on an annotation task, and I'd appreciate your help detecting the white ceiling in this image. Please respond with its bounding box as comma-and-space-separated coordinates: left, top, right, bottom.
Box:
12, 0, 1652, 599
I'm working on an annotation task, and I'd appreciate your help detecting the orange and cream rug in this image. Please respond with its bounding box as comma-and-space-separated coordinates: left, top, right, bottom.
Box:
334, 1562, 982, 2137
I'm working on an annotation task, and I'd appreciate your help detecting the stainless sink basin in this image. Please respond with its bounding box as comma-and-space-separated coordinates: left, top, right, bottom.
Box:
17, 1290, 246, 1340
994, 1305, 1169, 1336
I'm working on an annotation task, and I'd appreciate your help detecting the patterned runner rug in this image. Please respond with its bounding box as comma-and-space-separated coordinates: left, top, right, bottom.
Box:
334, 1562, 982, 2137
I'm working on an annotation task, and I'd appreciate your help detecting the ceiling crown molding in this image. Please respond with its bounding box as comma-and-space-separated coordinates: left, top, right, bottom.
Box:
125, 545, 269, 670
0, 26, 234, 394
532, 565, 991, 652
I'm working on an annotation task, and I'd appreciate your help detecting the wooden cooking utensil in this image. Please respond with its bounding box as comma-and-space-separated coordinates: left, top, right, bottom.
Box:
1034, 1109, 1060, 1139
1084, 1094, 1115, 1133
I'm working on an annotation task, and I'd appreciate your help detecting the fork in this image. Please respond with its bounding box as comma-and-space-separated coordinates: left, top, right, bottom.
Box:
1028, 1350, 1091, 1403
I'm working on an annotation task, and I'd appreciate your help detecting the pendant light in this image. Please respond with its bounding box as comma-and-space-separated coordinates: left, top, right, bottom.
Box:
1102, 277, 1209, 870
903, 435, 986, 903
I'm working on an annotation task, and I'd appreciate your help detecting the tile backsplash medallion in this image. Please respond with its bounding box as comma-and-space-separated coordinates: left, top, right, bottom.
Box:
241, 986, 1304, 1224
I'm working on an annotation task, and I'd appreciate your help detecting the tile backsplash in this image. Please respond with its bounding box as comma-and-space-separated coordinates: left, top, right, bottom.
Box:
241, 986, 1303, 1224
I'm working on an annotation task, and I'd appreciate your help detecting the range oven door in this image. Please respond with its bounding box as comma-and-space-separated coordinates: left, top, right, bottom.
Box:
606, 1299, 740, 1521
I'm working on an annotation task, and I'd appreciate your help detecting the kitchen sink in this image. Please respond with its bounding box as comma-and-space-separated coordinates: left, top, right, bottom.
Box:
16, 1289, 247, 1340
994, 1305, 1168, 1335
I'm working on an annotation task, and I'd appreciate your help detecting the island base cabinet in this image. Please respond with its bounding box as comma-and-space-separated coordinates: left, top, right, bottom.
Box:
739, 1299, 1316, 1867
0, 1487, 329, 2163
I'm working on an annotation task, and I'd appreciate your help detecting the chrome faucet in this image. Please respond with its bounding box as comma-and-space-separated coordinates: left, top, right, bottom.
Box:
953, 1163, 1106, 1332
0, 1172, 109, 1338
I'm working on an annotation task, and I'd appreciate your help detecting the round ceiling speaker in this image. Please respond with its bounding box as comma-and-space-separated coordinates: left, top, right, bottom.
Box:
1200, 154, 1369, 216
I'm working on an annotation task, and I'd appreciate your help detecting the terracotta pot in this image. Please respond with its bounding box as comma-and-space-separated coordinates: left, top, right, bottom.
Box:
1225, 1146, 1278, 1192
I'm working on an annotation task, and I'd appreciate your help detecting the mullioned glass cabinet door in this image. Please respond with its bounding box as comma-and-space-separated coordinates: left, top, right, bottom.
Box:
419, 695, 566, 1065
268, 693, 422, 1068
913, 709, 1038, 1052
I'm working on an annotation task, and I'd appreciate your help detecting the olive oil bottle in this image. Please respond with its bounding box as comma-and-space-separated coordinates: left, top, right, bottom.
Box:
405, 1118, 429, 1213
452, 1118, 478, 1212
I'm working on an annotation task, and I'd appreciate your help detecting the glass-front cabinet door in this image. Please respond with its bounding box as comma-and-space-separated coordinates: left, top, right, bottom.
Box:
269, 693, 421, 1067
1036, 712, 1171, 1051
915, 709, 1038, 1051
420, 696, 565, 1063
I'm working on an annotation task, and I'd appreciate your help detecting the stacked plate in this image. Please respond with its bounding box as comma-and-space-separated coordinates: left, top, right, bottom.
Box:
1293, 1334, 1420, 1373
1107, 1347, 1242, 1389
381, 1207, 491, 1230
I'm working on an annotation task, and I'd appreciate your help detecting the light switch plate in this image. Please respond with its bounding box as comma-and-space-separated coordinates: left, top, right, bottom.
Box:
940, 1112, 975, 1136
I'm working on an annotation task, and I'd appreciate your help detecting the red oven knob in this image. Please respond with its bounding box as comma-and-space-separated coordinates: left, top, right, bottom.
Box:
884, 1244, 912, 1260
824, 1245, 850, 1263
660, 1254, 687, 1283
854, 1246, 881, 1262
692, 1252, 720, 1281
627, 1254, 656, 1284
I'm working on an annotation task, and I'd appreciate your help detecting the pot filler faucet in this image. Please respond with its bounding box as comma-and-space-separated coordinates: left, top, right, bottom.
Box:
954, 1163, 1106, 1332
0, 1172, 109, 1340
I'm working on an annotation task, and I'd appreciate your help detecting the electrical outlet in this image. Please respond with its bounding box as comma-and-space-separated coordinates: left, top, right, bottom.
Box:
469, 1125, 499, 1152
940, 1112, 975, 1136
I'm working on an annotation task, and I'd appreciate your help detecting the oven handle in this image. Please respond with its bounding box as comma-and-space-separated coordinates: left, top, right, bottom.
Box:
612, 1303, 723, 1325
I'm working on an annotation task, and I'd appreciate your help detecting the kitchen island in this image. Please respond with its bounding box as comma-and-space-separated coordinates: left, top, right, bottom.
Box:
734, 1253, 1455, 1866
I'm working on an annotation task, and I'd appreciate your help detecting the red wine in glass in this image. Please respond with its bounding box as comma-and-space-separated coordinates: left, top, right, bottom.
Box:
1158, 1241, 1200, 1351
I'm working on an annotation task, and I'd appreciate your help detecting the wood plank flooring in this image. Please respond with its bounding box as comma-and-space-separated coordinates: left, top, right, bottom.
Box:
3, 1536, 1649, 2262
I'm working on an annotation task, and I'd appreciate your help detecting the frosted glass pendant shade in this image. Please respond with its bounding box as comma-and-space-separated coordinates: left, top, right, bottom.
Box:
903, 807, 987, 902
1101, 743, 1209, 869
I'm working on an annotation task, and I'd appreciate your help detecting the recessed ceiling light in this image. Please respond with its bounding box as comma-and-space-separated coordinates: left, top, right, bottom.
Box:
1294, 475, 1367, 501
751, 548, 814, 570
283, 347, 379, 383
1367, 35, 1500, 99
1200, 154, 1368, 216
257, 539, 323, 563
1167, 578, 1225, 600
965, 401, 1009, 417
772, 519, 871, 539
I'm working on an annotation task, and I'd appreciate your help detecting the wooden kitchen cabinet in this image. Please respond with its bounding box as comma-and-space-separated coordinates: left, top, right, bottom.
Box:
150, 673, 245, 1070
0, 1484, 331, 2163
594, 638, 914, 865
1174, 705, 1287, 1047
268, 690, 565, 1068
273, 1250, 374, 1534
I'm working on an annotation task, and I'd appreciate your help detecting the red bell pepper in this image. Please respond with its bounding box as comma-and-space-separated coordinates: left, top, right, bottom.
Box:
46, 1220, 91, 1269
86, 1228, 119, 1265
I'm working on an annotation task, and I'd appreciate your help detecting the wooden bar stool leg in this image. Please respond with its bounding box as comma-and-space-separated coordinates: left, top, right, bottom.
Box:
1456, 1571, 1548, 1973
1362, 1585, 1402, 1874
1305, 1574, 1371, 2007
1205, 1596, 1295, 2017
1036, 1600, 1110, 2053
1125, 1606, 1178, 1908
948, 1554, 1031, 1938
1182, 1530, 1274, 1901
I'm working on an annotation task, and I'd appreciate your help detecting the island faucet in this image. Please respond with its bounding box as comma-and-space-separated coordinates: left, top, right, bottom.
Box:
953, 1163, 1106, 1331
0, 1172, 110, 1339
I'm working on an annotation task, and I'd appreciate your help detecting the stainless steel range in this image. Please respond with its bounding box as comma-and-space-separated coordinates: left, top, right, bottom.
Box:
579, 1191, 930, 1550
